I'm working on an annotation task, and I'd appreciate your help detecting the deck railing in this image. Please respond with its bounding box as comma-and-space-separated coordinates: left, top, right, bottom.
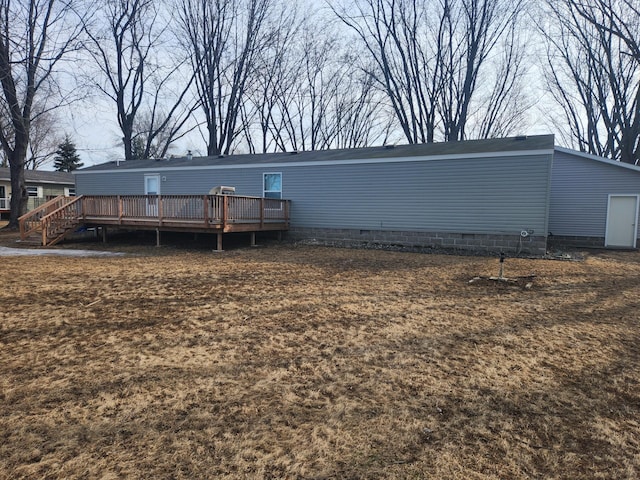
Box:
80, 194, 290, 228
19, 195, 77, 239
19, 194, 290, 245
40, 196, 84, 246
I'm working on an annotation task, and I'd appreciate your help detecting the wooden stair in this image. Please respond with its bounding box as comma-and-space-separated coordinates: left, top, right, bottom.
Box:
16, 235, 44, 246
19, 195, 84, 246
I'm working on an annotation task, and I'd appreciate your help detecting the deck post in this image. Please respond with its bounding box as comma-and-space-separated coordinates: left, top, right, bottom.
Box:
203, 195, 208, 227
156, 228, 161, 247
250, 232, 256, 247
285, 201, 290, 227
216, 232, 223, 251
102, 226, 108, 243
222, 195, 228, 231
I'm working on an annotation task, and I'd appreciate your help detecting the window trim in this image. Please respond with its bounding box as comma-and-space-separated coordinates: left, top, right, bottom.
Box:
263, 172, 282, 199
144, 173, 161, 196
26, 186, 41, 198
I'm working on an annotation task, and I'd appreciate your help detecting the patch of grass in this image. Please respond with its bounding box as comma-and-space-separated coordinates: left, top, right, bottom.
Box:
1, 244, 639, 479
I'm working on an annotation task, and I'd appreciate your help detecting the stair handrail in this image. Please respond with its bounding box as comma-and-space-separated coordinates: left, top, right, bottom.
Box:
39, 195, 84, 246
19, 195, 75, 239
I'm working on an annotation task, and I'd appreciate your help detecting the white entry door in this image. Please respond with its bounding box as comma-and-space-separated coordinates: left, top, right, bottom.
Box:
144, 174, 160, 216
605, 195, 639, 248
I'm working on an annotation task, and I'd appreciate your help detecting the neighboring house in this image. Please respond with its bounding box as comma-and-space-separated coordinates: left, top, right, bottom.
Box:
0, 168, 75, 217
73, 134, 640, 254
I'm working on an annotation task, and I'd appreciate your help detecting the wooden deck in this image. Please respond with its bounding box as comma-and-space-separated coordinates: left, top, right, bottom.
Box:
19, 194, 290, 248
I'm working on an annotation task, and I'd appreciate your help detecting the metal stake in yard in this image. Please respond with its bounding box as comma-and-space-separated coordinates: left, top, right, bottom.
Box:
499, 251, 505, 279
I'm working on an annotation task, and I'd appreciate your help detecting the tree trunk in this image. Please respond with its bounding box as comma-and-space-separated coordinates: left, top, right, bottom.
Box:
7, 151, 27, 229
123, 129, 134, 160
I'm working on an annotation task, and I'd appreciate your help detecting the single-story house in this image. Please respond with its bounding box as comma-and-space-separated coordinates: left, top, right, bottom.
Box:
73, 134, 640, 254
0, 167, 75, 217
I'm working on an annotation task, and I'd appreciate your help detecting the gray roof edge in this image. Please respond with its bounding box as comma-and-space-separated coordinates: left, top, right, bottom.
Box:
77, 134, 556, 174
554, 146, 640, 172
24, 177, 76, 185
0, 168, 75, 184
75, 148, 555, 175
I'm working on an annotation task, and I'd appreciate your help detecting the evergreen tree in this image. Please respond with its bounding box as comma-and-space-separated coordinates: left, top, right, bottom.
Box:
53, 135, 83, 172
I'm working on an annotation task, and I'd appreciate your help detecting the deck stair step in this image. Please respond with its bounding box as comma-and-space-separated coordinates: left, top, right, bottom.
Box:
18, 195, 84, 246
16, 236, 43, 246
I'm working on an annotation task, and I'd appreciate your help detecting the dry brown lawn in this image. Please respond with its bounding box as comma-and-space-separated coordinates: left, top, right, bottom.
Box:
1, 232, 639, 479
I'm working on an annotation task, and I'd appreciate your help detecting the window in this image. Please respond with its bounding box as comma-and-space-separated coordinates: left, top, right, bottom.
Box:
144, 174, 160, 195
263, 173, 282, 199
26, 186, 40, 197
64, 187, 76, 196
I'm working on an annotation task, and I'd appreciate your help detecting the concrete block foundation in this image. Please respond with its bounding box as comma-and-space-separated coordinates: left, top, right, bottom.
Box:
287, 227, 548, 256
547, 235, 609, 249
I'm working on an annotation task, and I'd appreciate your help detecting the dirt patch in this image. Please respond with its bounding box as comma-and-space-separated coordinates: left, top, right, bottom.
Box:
1, 234, 639, 479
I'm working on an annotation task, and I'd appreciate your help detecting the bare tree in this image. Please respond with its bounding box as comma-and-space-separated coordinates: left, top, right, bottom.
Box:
332, 0, 526, 143
466, 23, 532, 139
0, 97, 63, 170
25, 109, 63, 169
178, 0, 272, 156
242, 8, 395, 154
239, 0, 301, 153
542, 0, 639, 165
85, 0, 196, 160
333, 0, 437, 144
0, 0, 84, 228
327, 67, 396, 149
288, 29, 344, 151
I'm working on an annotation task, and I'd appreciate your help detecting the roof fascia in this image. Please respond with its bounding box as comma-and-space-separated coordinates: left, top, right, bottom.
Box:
30, 180, 75, 185
0, 178, 73, 185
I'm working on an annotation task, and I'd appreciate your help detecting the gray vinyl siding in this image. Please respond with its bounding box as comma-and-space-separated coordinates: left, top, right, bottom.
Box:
549, 150, 640, 238
75, 171, 142, 195
75, 169, 264, 196
283, 155, 551, 235
76, 153, 552, 235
